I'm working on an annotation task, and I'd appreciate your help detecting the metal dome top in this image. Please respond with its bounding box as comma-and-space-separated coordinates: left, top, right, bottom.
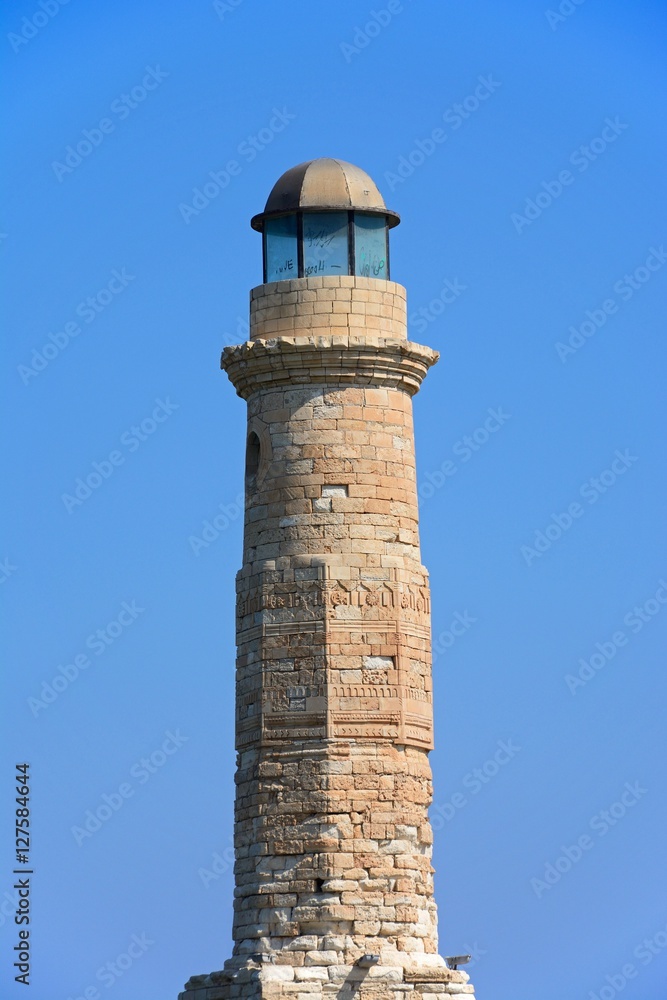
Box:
250, 158, 400, 231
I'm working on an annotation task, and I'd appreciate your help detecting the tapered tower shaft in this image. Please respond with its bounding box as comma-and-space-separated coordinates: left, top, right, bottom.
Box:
178, 158, 477, 1000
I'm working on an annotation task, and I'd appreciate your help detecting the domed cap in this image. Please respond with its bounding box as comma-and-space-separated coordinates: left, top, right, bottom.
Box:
251, 158, 400, 231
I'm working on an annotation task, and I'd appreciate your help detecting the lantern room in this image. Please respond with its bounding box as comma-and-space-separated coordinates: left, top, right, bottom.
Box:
250, 158, 400, 284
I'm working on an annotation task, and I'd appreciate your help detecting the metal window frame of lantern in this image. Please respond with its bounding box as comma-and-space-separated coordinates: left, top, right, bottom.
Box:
252, 207, 399, 284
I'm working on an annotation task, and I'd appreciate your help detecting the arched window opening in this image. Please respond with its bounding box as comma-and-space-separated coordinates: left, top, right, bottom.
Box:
245, 432, 260, 487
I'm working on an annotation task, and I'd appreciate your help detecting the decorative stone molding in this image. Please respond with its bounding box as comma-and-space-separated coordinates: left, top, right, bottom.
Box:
221, 335, 438, 399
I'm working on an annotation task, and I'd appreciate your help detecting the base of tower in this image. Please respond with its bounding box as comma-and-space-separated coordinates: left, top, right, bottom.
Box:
178, 958, 476, 999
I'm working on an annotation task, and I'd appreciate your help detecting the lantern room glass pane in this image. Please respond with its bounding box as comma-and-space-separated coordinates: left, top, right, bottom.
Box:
354, 213, 388, 279
302, 212, 349, 277
265, 215, 298, 283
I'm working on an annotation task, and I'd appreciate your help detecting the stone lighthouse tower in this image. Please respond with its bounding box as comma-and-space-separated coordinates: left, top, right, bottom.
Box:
179, 159, 477, 999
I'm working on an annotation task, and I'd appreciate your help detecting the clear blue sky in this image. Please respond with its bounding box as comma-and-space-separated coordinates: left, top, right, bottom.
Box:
2, 2, 666, 998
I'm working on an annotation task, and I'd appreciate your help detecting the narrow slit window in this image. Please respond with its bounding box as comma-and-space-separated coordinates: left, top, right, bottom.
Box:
245, 432, 260, 486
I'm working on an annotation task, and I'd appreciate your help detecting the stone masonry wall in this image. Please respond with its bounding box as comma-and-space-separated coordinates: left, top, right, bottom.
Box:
249, 276, 407, 342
